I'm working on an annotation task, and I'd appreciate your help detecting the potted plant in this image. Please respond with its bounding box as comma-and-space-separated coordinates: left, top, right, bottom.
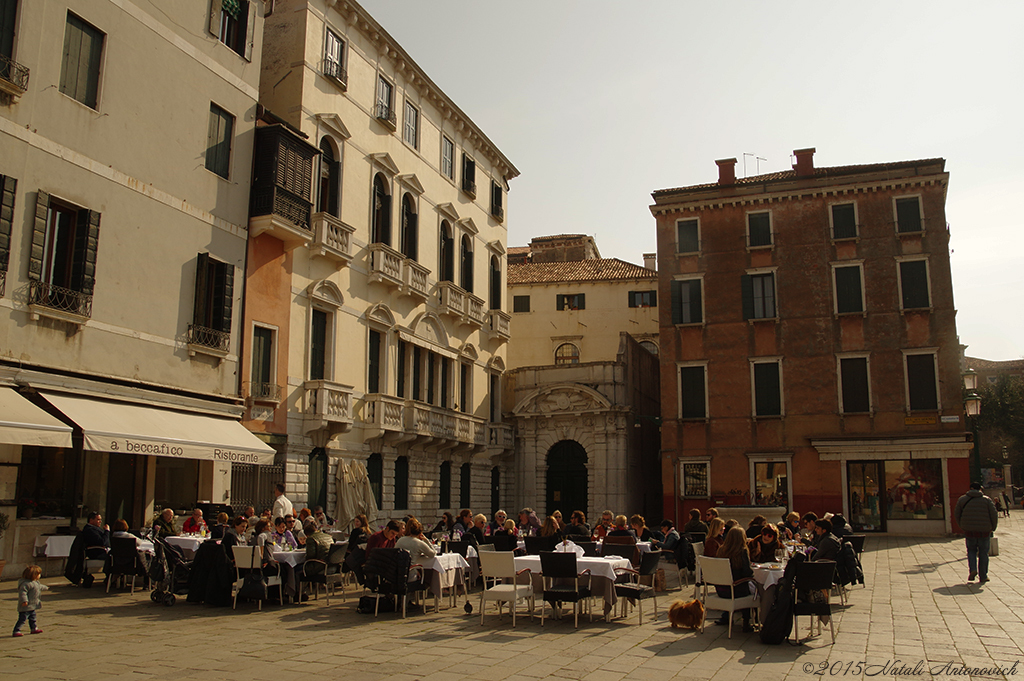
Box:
18, 498, 37, 519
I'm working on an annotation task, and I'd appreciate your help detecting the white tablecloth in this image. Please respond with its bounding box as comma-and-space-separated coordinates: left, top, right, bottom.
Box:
636, 542, 655, 553
272, 550, 306, 568
165, 535, 211, 554
34, 535, 76, 558
418, 552, 470, 598
514, 555, 631, 616
137, 540, 156, 555
752, 564, 785, 589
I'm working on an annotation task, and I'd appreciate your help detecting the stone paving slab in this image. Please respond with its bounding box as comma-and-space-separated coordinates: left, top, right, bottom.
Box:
4, 513, 1024, 680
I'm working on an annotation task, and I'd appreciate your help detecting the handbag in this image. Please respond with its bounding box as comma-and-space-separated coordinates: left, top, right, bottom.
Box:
237, 545, 268, 600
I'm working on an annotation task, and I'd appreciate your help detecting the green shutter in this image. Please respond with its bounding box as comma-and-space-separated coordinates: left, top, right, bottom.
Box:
670, 281, 682, 324
216, 260, 234, 333
628, 291, 637, 308
835, 266, 863, 313
577, 293, 585, 310
28, 191, 49, 281
328, 161, 340, 216
754, 363, 781, 416
193, 252, 210, 325
71, 209, 100, 295
650, 290, 657, 307
556, 295, 565, 311
0, 175, 16, 271
741, 274, 753, 320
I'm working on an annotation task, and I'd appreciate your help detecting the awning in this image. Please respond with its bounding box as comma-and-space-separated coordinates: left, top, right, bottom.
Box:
41, 392, 275, 465
0, 388, 73, 448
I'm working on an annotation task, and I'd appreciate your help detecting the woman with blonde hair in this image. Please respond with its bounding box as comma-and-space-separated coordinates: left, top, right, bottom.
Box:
539, 515, 560, 538
704, 517, 726, 557
713, 526, 755, 631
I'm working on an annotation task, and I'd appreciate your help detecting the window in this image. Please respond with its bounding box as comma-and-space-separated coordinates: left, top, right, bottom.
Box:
752, 459, 789, 507
681, 461, 709, 498
895, 196, 922, 233
396, 340, 407, 398
27, 192, 100, 318
205, 104, 234, 179
678, 365, 706, 419
460, 462, 472, 507
309, 308, 329, 380
376, 75, 395, 127
677, 218, 699, 253
441, 136, 454, 180
491, 467, 500, 516
412, 345, 423, 401
317, 138, 339, 216
190, 253, 234, 351
459, 361, 471, 413
368, 453, 383, 508
17, 446, 77, 518
831, 203, 857, 239
670, 279, 701, 324
439, 461, 451, 509
512, 295, 530, 313
0, 174, 16, 295
439, 221, 454, 282
898, 259, 930, 309
403, 100, 418, 148
209, 0, 253, 61
490, 181, 503, 221
460, 235, 474, 292
367, 329, 382, 393
440, 356, 451, 408
371, 173, 391, 245
60, 12, 104, 109
629, 290, 657, 308
906, 352, 938, 411
554, 343, 579, 365
488, 372, 499, 422
556, 293, 585, 311
394, 456, 409, 510
833, 264, 863, 314
742, 272, 776, 320
639, 340, 659, 356
461, 153, 476, 197
884, 459, 944, 520
323, 29, 346, 85
752, 361, 782, 417
489, 256, 501, 311
747, 211, 772, 247
250, 326, 276, 399
400, 194, 418, 260
839, 356, 870, 414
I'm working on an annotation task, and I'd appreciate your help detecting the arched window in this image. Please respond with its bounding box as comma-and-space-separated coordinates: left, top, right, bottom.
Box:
639, 340, 659, 356
318, 137, 339, 216
439, 221, 454, 282
400, 193, 418, 260
555, 343, 580, 365
371, 173, 391, 245
489, 255, 501, 310
461, 234, 474, 292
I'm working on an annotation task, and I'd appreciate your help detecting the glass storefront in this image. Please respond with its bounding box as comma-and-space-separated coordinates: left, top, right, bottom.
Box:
848, 458, 945, 531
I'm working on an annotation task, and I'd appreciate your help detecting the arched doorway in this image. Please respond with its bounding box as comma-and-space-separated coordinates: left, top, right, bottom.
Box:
546, 440, 588, 518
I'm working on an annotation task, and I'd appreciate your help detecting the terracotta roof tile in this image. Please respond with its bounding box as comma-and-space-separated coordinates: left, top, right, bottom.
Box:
508, 258, 656, 285
965, 357, 1024, 371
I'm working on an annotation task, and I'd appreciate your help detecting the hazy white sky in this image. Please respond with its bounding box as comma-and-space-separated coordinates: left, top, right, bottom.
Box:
361, 0, 1024, 360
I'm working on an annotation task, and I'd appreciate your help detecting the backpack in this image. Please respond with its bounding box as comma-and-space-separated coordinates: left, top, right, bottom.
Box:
356, 594, 395, 614
759, 552, 803, 644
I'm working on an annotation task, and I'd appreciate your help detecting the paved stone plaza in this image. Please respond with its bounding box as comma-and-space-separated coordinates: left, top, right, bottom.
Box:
4, 515, 1024, 681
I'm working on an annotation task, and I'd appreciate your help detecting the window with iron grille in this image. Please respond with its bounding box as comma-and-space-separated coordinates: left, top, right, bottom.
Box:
192, 252, 234, 349
490, 181, 503, 220
670, 279, 701, 324
747, 211, 772, 247
60, 12, 104, 109
461, 153, 476, 196
554, 343, 579, 366
682, 462, 709, 498
906, 353, 938, 411
752, 361, 782, 417
323, 29, 345, 84
831, 203, 857, 239
206, 104, 234, 179
27, 191, 100, 318
376, 75, 394, 124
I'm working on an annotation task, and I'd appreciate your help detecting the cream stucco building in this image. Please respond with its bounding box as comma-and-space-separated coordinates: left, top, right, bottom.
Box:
506, 235, 663, 524
0, 0, 273, 574
242, 0, 518, 525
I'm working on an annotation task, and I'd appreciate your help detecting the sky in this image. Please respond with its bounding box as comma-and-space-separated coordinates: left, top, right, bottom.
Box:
361, 0, 1024, 361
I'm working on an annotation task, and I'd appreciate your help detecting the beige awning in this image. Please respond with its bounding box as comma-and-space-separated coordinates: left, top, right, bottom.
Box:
41, 392, 275, 465
0, 388, 73, 448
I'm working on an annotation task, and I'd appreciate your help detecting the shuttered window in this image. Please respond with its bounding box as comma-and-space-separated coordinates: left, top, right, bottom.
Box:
742, 273, 776, 320
753, 362, 782, 417
60, 13, 104, 109
251, 327, 274, 387
896, 197, 922, 233
670, 280, 701, 324
403, 100, 418, 148
831, 203, 857, 239
677, 219, 699, 253
441, 136, 455, 180
208, 0, 255, 61
206, 104, 234, 179
367, 329, 381, 394
840, 357, 870, 414
679, 366, 706, 419
899, 260, 929, 309
29, 192, 101, 297
193, 253, 234, 334
629, 290, 657, 308
834, 265, 863, 314
747, 212, 772, 247
512, 295, 530, 313
309, 308, 328, 380
556, 293, 585, 311
0, 175, 16, 287
906, 353, 938, 411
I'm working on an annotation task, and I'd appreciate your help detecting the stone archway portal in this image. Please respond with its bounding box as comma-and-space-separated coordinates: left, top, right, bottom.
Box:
546, 440, 588, 518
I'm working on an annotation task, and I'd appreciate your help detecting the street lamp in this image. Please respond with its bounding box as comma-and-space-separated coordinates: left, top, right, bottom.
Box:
963, 369, 982, 481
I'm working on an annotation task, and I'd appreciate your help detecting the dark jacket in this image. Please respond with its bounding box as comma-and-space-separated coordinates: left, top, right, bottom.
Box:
81, 523, 110, 559
562, 523, 591, 539
812, 532, 841, 562
715, 552, 754, 598
607, 528, 636, 539
682, 519, 709, 535
954, 490, 998, 535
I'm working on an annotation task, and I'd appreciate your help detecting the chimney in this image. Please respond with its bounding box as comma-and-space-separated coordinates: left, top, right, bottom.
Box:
716, 158, 737, 185
643, 253, 656, 271
793, 147, 816, 178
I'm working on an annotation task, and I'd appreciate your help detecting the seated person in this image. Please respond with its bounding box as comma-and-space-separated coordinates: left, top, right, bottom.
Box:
152, 508, 178, 538
745, 515, 767, 539
210, 512, 230, 539
181, 508, 207, 534
111, 519, 143, 549
782, 512, 802, 540
748, 523, 782, 563
704, 518, 726, 557
346, 514, 371, 551
629, 514, 656, 544
810, 520, 842, 562
302, 520, 334, 576
714, 527, 755, 632
432, 512, 455, 536
518, 508, 542, 537
81, 512, 110, 559
562, 510, 591, 539
551, 510, 564, 530
222, 516, 248, 561
271, 517, 298, 549
395, 518, 437, 563
682, 509, 708, 536
454, 509, 474, 535
312, 505, 334, 528
366, 520, 401, 555
606, 515, 637, 539
486, 510, 508, 537
538, 515, 560, 538
465, 514, 487, 545
252, 519, 280, 576
285, 515, 305, 546
592, 510, 614, 541
659, 520, 680, 552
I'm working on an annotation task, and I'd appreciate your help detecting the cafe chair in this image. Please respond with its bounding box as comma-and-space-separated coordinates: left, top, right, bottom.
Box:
602, 535, 639, 566
106, 536, 148, 594
695, 556, 758, 639
688, 541, 704, 595
539, 551, 593, 629
575, 541, 599, 557
613, 551, 662, 624
232, 545, 283, 611
492, 533, 518, 552
299, 542, 347, 606
792, 560, 837, 645
478, 550, 534, 627
846, 535, 866, 586
524, 536, 559, 555
363, 547, 432, 618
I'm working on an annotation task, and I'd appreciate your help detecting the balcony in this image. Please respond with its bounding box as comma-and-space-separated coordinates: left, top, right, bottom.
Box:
375, 103, 397, 131
488, 309, 511, 343
249, 186, 313, 248
462, 178, 476, 199
403, 259, 430, 301
246, 382, 283, 405
490, 204, 504, 223
28, 281, 92, 326
364, 394, 406, 441
323, 61, 347, 90
303, 380, 355, 441
363, 396, 485, 452
368, 243, 429, 301
0, 54, 30, 99
249, 125, 318, 249
186, 323, 230, 359
438, 281, 486, 329
488, 423, 514, 453
310, 213, 355, 265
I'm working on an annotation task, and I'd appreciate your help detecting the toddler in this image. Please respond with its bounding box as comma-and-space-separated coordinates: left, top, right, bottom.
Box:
14, 565, 46, 637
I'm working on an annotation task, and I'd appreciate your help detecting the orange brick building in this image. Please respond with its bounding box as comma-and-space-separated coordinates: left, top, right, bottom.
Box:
651, 149, 972, 535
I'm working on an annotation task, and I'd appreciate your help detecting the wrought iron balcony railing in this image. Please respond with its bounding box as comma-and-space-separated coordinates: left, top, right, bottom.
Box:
28, 281, 92, 318
323, 61, 347, 88
248, 382, 282, 402
375, 103, 397, 130
186, 324, 231, 353
0, 53, 30, 96
249, 185, 312, 231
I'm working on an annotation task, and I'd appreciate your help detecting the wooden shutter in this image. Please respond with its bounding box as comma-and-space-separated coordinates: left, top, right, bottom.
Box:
380, 192, 391, 245
835, 266, 862, 313
28, 191, 48, 281
577, 293, 585, 310
556, 294, 565, 311
193, 253, 210, 325
754, 363, 781, 416
368, 329, 381, 394
649, 290, 658, 307
216, 259, 234, 333
679, 366, 706, 419
741, 274, 754, 320
208, 0, 223, 37
327, 161, 340, 216
628, 291, 637, 308
243, 0, 256, 62
0, 0, 16, 61
0, 175, 15, 272
71, 209, 100, 295
900, 261, 929, 308
840, 358, 870, 413
670, 281, 682, 324
906, 354, 937, 410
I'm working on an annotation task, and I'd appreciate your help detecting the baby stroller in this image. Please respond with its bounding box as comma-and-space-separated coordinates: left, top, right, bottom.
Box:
149, 537, 192, 606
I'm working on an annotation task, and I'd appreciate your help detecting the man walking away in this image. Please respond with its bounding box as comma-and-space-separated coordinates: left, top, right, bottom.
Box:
953, 482, 998, 584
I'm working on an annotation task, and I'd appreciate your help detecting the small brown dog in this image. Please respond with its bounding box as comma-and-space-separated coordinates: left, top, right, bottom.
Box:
668, 599, 705, 629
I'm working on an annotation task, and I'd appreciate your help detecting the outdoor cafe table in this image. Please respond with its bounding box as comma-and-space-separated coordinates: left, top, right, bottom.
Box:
272, 548, 306, 599
513, 554, 631, 620
417, 552, 471, 603
34, 535, 76, 558
752, 562, 785, 624
165, 535, 211, 557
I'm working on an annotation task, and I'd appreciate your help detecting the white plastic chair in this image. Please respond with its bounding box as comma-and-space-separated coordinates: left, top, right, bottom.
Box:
695, 556, 759, 639
689, 542, 704, 596
232, 545, 283, 610
478, 551, 534, 627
